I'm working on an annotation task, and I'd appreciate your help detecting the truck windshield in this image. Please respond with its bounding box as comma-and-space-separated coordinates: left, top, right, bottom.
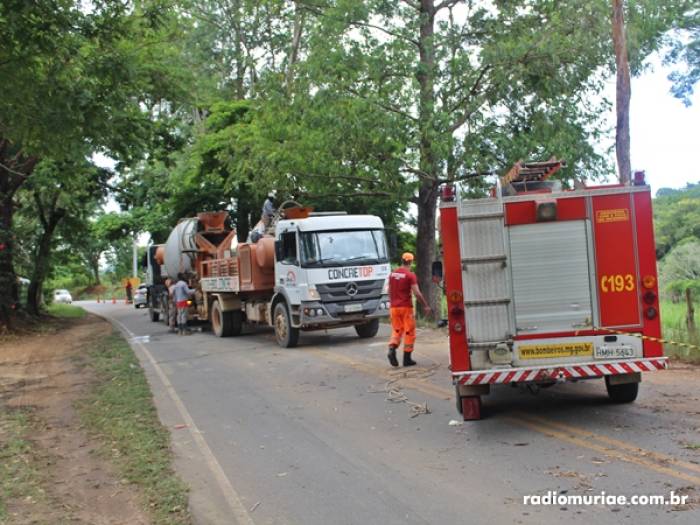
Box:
299, 230, 388, 267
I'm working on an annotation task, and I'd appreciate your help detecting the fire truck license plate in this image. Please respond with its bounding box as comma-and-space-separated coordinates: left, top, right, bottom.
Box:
519, 343, 593, 360
344, 303, 363, 313
595, 345, 635, 359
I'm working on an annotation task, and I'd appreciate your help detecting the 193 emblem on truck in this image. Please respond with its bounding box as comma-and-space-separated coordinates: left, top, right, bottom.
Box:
345, 282, 358, 297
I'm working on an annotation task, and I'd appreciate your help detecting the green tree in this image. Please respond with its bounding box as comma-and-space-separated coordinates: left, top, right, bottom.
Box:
666, 6, 700, 106
0, 1, 186, 324
653, 182, 700, 258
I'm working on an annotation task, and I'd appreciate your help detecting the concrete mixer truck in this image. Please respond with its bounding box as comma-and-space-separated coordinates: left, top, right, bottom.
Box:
145, 207, 391, 347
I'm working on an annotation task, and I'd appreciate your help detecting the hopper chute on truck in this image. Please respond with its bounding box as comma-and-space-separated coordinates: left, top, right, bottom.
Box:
438, 161, 667, 421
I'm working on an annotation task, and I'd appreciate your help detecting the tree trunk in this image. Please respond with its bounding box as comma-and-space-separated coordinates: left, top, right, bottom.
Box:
0, 189, 18, 326
612, 0, 632, 184
91, 256, 101, 285
286, 6, 305, 94
414, 0, 439, 316
27, 208, 64, 315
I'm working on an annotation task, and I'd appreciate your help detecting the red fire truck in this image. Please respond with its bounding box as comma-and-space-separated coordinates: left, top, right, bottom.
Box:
438, 161, 667, 420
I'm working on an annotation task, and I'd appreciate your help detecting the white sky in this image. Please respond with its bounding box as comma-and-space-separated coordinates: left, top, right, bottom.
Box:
610, 55, 700, 195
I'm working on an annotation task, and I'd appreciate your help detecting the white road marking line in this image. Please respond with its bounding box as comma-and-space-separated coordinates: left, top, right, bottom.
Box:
110, 317, 255, 525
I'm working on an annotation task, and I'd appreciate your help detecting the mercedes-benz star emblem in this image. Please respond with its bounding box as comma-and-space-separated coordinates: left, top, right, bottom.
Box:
345, 282, 358, 297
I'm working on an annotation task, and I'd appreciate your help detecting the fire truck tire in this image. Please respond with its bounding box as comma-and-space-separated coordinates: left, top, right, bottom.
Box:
460, 396, 482, 421
211, 300, 233, 337
605, 378, 639, 403
354, 319, 379, 338
274, 302, 299, 348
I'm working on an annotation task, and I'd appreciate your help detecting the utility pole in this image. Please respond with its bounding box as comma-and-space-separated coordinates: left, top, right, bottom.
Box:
132, 232, 138, 279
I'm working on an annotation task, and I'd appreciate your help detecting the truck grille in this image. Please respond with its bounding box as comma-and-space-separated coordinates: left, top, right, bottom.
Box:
317, 279, 384, 303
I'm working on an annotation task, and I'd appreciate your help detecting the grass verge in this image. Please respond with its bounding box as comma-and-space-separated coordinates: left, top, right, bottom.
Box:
78, 331, 191, 525
0, 409, 45, 521
46, 303, 87, 319
660, 301, 700, 364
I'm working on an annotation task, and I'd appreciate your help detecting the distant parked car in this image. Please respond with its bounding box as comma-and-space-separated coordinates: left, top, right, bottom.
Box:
134, 285, 148, 309
53, 289, 72, 304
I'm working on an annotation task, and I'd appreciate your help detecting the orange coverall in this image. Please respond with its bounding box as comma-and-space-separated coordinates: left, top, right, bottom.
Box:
389, 306, 416, 352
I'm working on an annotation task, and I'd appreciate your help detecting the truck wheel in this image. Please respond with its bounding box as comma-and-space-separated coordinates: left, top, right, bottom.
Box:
274, 302, 299, 348
211, 300, 234, 337
149, 306, 160, 323
605, 377, 639, 403
354, 319, 379, 338
230, 310, 243, 337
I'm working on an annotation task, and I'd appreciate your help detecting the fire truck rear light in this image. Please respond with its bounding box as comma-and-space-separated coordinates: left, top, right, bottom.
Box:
642, 275, 656, 289
643, 291, 656, 305
645, 306, 657, 320
450, 306, 464, 316
441, 184, 456, 202
453, 322, 463, 333
536, 201, 557, 222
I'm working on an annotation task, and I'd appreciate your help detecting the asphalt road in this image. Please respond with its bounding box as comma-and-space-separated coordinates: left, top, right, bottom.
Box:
81, 301, 700, 525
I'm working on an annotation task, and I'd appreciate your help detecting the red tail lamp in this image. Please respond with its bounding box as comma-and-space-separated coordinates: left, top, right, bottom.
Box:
441, 184, 456, 202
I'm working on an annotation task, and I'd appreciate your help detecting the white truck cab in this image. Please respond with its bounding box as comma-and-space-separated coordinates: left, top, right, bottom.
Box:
271, 214, 391, 345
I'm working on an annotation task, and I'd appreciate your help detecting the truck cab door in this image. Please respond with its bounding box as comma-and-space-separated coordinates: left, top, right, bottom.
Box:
275, 230, 302, 304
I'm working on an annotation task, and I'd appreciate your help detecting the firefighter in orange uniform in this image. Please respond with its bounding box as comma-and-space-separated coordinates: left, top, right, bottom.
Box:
387, 252, 432, 367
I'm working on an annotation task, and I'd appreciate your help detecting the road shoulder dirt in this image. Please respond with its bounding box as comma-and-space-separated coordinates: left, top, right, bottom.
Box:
0, 313, 190, 524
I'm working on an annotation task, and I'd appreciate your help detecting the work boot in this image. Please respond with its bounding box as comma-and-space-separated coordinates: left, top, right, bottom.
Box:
403, 351, 417, 367
387, 346, 399, 367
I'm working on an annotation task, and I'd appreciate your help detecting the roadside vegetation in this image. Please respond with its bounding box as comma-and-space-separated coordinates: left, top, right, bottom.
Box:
45, 303, 87, 319
0, 306, 191, 524
655, 184, 700, 363
0, 410, 45, 521
78, 330, 191, 525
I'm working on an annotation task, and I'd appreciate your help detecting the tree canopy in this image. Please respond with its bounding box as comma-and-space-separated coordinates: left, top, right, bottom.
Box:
0, 0, 695, 324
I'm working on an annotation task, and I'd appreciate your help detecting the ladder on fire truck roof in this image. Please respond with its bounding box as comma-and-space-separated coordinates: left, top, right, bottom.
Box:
500, 157, 566, 193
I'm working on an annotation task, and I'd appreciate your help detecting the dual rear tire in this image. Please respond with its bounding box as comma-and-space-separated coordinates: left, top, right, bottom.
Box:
605, 377, 639, 403
211, 300, 243, 338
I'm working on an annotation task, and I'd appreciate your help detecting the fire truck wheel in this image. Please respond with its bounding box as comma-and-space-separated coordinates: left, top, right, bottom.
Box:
460, 396, 482, 421
354, 319, 379, 338
605, 377, 639, 403
274, 302, 299, 348
211, 300, 234, 337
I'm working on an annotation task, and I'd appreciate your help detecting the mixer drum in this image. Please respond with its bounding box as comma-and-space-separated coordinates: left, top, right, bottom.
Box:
163, 218, 198, 279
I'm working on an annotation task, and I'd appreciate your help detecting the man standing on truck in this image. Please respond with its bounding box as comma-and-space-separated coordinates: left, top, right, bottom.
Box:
387, 252, 431, 367
172, 274, 195, 335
